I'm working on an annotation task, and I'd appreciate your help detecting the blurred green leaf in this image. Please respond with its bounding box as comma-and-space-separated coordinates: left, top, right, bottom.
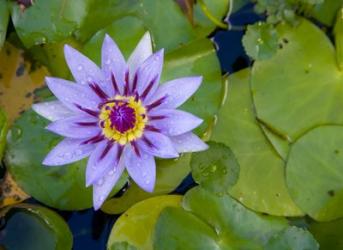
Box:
107, 195, 181, 250
309, 218, 343, 249
212, 69, 302, 216
0, 0, 9, 49
243, 22, 279, 60
286, 125, 343, 221
154, 187, 316, 249
5, 109, 128, 210
0, 108, 7, 159
265, 227, 319, 250
334, 7, 343, 70
251, 18, 343, 141
0, 204, 73, 250
310, 0, 343, 26
109, 242, 137, 250
191, 141, 239, 195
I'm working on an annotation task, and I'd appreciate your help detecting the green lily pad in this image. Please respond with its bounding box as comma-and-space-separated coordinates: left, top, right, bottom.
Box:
102, 154, 190, 214
265, 226, 319, 250
5, 109, 127, 210
251, 18, 343, 141
334, 7, 343, 70
309, 218, 343, 249
0, 0, 9, 49
107, 195, 181, 250
0, 204, 72, 250
191, 141, 239, 195
10, 0, 90, 48
211, 69, 302, 216
242, 22, 279, 60
108, 242, 137, 250
310, 0, 343, 26
260, 124, 289, 160
286, 125, 343, 221
0, 108, 8, 159
154, 187, 316, 249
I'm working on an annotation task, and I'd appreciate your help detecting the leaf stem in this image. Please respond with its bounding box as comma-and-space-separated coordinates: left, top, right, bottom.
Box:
198, 0, 228, 29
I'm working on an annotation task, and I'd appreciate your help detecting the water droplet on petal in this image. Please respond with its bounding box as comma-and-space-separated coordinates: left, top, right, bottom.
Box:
77, 65, 83, 71
105, 59, 111, 65
97, 178, 104, 186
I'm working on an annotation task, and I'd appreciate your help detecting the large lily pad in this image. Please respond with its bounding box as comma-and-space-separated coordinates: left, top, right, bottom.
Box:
5, 109, 128, 210
0, 204, 73, 250
251, 18, 343, 141
107, 195, 181, 250
211, 69, 302, 216
154, 187, 317, 249
10, 0, 91, 48
286, 125, 343, 221
102, 154, 190, 214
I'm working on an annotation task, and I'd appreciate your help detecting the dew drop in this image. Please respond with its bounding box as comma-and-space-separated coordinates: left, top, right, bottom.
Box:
109, 169, 116, 176
97, 178, 104, 186
105, 59, 111, 65
77, 65, 83, 71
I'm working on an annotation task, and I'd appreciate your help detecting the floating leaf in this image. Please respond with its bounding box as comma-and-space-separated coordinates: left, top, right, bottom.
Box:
10, 0, 91, 48
0, 204, 73, 250
175, 0, 195, 24
154, 187, 316, 249
310, 0, 343, 26
260, 124, 289, 160
265, 226, 319, 250
251, 18, 343, 141
191, 141, 239, 195
0, 42, 48, 123
242, 22, 279, 60
5, 109, 128, 210
334, 7, 343, 70
286, 125, 343, 221
309, 218, 343, 249
107, 195, 181, 250
211, 69, 302, 216
102, 154, 190, 214
0, 0, 9, 49
108, 242, 137, 250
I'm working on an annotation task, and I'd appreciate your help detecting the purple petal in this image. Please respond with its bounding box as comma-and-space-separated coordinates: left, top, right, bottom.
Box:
127, 32, 153, 81
32, 101, 75, 121
46, 115, 100, 139
92, 155, 126, 210
124, 145, 156, 192
46, 77, 100, 113
146, 76, 202, 108
136, 50, 164, 100
170, 132, 208, 153
86, 141, 121, 187
138, 131, 178, 158
43, 138, 95, 166
101, 34, 127, 95
64, 45, 110, 94
148, 109, 203, 136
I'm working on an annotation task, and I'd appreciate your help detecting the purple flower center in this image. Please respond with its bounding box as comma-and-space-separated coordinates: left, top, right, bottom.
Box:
109, 103, 136, 133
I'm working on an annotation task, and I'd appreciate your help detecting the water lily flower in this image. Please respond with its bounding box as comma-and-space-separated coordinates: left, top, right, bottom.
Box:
33, 32, 208, 210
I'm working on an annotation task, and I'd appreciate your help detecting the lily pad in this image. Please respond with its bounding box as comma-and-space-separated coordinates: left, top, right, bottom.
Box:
211, 69, 302, 216
334, 7, 343, 70
107, 195, 181, 250
309, 218, 343, 249
5, 109, 128, 210
251, 18, 343, 141
0, 0, 9, 49
10, 0, 90, 48
310, 0, 343, 26
190, 141, 239, 195
286, 125, 343, 221
260, 124, 289, 160
0, 204, 73, 250
102, 154, 190, 214
154, 187, 316, 249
